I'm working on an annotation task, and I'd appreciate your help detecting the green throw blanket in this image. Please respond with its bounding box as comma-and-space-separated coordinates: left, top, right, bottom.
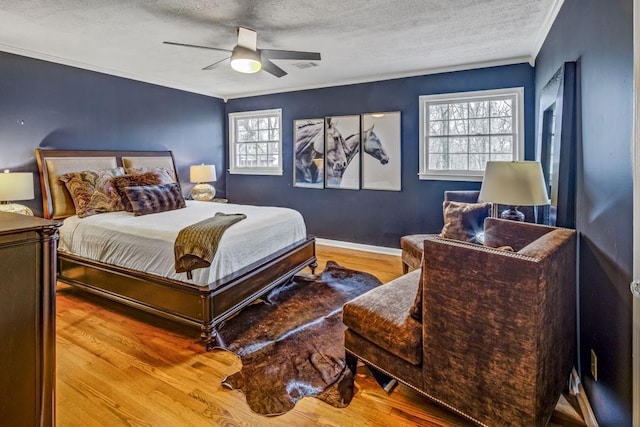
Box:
175, 212, 247, 280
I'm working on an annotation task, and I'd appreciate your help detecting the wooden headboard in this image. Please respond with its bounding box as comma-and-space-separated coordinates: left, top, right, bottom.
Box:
35, 149, 178, 220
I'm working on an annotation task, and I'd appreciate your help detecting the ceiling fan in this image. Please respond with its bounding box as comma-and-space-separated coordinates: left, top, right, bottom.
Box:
163, 27, 321, 78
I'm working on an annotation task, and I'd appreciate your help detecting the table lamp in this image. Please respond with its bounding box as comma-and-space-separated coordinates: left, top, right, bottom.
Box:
0, 169, 35, 216
190, 164, 217, 201
478, 161, 549, 221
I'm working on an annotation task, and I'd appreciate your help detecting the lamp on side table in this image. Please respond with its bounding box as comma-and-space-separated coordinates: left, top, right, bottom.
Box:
0, 169, 34, 216
478, 161, 549, 222
190, 164, 217, 201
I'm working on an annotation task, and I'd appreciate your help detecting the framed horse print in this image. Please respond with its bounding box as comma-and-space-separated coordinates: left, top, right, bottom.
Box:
293, 118, 325, 188
362, 112, 401, 191
325, 115, 360, 190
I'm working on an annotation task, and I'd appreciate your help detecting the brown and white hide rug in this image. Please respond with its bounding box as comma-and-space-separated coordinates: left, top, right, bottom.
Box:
214, 261, 382, 416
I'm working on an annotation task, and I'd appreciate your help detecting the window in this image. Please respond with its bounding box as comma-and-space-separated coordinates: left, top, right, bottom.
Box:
229, 109, 282, 175
419, 88, 524, 181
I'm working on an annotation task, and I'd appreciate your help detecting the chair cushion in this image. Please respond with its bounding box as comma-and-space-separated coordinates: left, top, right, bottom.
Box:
343, 269, 422, 365
400, 234, 431, 271
440, 200, 490, 243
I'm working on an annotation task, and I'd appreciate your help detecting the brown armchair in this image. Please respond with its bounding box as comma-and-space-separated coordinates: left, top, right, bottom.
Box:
343, 218, 576, 426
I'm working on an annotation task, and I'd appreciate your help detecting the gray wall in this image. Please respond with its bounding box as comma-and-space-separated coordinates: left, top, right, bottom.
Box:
535, 1, 633, 425
0, 52, 226, 216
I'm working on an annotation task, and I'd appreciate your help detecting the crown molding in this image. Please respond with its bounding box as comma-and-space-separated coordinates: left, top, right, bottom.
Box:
0, 43, 225, 99
225, 56, 534, 99
531, 0, 565, 63
0, 42, 533, 101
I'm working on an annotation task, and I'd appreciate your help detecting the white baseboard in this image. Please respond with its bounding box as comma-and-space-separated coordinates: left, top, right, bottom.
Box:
315, 238, 402, 256
570, 368, 599, 427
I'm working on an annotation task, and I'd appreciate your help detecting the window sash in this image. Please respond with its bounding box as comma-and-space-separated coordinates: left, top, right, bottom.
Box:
419, 88, 524, 181
229, 109, 283, 175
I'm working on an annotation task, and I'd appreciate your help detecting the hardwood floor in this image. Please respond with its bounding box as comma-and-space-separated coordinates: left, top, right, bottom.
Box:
55, 244, 585, 426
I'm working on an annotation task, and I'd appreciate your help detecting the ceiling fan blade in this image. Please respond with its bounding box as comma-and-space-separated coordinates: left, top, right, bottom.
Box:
202, 57, 230, 70
237, 27, 258, 51
260, 49, 321, 61
261, 58, 287, 78
163, 41, 232, 53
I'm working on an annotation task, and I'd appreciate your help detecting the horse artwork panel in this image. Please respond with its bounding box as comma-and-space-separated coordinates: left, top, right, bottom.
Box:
343, 125, 390, 168
294, 119, 325, 188
325, 115, 360, 190
294, 113, 399, 191
361, 112, 402, 191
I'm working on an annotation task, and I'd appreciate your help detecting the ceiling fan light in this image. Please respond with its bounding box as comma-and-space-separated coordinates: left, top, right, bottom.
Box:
230, 46, 262, 73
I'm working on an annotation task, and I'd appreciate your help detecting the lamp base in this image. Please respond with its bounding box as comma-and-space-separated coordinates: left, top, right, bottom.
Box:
0, 202, 33, 216
500, 206, 525, 222
191, 183, 216, 201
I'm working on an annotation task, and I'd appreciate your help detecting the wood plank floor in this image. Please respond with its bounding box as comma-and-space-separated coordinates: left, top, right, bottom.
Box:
55, 244, 585, 426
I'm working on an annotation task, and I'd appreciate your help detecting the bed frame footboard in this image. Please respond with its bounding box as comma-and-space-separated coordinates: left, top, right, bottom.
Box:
57, 236, 316, 350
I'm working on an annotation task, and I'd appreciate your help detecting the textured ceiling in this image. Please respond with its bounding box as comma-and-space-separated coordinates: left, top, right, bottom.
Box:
0, 0, 561, 99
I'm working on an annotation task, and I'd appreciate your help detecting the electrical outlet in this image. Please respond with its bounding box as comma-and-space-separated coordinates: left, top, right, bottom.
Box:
591, 349, 598, 381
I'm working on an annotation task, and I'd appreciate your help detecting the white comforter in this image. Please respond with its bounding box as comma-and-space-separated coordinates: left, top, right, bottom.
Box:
58, 201, 307, 286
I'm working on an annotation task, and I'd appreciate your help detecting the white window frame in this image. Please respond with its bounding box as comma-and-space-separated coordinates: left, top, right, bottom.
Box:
418, 87, 525, 182
228, 108, 283, 175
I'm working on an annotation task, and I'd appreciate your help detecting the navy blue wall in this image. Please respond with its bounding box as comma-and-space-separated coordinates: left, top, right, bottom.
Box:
0, 52, 226, 216
226, 64, 536, 247
535, 0, 633, 425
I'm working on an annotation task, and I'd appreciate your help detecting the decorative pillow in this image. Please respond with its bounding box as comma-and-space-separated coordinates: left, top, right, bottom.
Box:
439, 200, 491, 243
125, 167, 175, 184
112, 173, 162, 212
409, 269, 424, 321
124, 183, 186, 216
59, 167, 125, 218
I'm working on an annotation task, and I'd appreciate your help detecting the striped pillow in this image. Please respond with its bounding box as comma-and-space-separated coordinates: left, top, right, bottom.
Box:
112, 173, 162, 212
124, 183, 186, 216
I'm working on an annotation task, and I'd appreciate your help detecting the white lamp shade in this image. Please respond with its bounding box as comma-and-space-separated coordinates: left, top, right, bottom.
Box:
478, 161, 549, 206
230, 46, 262, 74
0, 171, 34, 202
190, 164, 217, 183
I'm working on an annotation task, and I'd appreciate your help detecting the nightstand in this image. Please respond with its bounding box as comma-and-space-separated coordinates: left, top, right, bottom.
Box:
212, 198, 228, 203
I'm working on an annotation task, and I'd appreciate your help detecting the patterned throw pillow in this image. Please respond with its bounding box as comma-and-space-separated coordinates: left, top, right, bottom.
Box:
125, 167, 175, 184
112, 173, 162, 212
124, 183, 186, 216
60, 168, 125, 218
439, 200, 491, 243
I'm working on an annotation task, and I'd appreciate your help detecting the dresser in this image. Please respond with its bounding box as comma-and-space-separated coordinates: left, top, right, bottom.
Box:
0, 212, 61, 427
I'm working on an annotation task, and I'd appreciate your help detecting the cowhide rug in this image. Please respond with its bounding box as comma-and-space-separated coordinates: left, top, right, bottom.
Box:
214, 261, 382, 415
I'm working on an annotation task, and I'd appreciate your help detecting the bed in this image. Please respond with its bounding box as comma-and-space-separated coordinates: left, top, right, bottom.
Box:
35, 149, 317, 349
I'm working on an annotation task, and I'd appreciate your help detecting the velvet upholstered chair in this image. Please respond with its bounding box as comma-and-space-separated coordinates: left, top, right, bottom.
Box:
343, 218, 577, 426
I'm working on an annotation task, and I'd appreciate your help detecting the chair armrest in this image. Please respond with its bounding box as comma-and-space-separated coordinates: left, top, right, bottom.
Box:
483, 217, 557, 251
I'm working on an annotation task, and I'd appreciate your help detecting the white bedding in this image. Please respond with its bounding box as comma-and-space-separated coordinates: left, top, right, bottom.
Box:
58, 201, 307, 286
